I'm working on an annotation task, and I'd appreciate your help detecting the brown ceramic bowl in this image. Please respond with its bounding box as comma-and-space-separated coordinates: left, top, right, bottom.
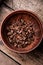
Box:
1, 10, 43, 53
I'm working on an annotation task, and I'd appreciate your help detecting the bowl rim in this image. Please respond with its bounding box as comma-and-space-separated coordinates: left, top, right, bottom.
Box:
1, 10, 43, 53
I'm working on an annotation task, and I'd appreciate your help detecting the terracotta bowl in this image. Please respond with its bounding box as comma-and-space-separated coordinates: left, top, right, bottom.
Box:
1, 10, 43, 53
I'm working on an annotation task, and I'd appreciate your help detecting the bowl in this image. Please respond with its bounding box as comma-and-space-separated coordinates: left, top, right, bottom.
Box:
1, 10, 43, 53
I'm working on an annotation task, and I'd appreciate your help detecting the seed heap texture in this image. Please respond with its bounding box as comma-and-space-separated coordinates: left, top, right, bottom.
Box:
6, 18, 39, 48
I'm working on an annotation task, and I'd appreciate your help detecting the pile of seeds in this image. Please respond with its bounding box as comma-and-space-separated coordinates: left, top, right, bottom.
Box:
6, 18, 40, 48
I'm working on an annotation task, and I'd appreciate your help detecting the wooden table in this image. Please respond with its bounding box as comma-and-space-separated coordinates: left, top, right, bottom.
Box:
0, 0, 43, 65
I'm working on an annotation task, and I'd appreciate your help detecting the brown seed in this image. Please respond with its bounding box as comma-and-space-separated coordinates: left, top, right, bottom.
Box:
17, 44, 22, 48
22, 44, 26, 48
15, 26, 19, 30
25, 42, 28, 45
20, 19, 24, 23
23, 37, 26, 40
7, 30, 13, 35
8, 37, 12, 42
9, 32, 16, 38
22, 41, 25, 44
14, 43, 17, 47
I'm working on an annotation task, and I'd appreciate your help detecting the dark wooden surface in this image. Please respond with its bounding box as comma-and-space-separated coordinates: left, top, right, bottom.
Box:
0, 0, 43, 65
0, 51, 19, 65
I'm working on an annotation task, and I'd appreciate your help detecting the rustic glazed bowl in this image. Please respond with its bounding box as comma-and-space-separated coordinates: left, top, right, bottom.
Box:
1, 10, 43, 53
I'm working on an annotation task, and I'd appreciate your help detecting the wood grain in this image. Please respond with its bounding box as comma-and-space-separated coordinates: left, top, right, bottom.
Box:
0, 40, 43, 65
0, 0, 43, 65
